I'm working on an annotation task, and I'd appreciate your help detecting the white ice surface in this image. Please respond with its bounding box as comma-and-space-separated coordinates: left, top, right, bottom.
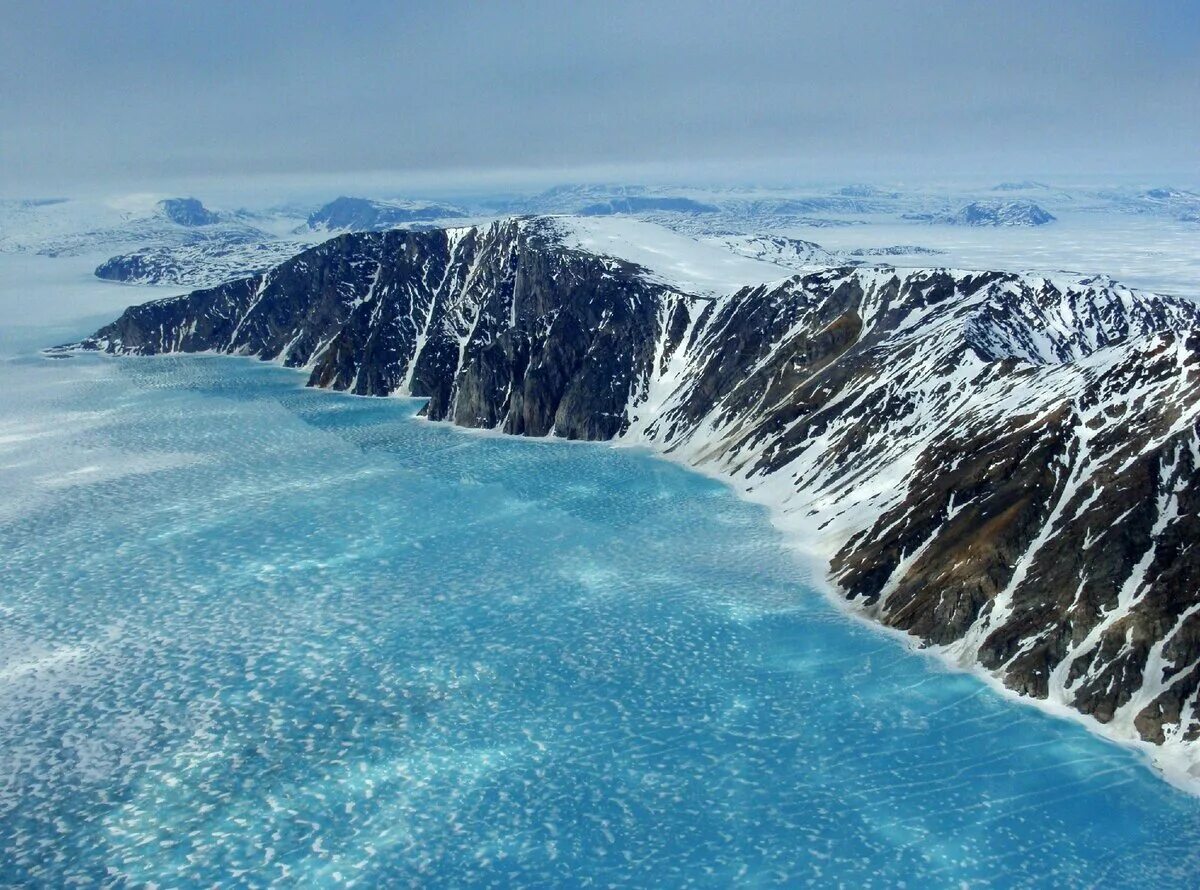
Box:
552, 216, 791, 295
793, 211, 1200, 302
0, 251, 182, 327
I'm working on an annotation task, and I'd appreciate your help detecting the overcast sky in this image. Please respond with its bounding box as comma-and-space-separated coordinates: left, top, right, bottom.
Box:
1, 0, 1197, 196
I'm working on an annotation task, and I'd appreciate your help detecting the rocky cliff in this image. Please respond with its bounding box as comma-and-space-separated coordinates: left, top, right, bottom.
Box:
72, 217, 1200, 777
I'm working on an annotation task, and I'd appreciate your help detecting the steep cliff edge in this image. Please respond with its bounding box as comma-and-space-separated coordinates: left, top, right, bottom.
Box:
71, 217, 1200, 780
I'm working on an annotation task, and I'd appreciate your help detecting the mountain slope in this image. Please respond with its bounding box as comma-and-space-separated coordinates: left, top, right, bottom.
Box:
72, 218, 1200, 781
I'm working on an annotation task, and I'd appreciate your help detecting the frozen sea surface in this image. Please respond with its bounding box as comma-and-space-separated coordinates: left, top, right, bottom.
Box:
3, 325, 1200, 887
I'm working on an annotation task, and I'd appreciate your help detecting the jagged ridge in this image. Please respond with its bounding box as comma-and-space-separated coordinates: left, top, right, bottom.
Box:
73, 218, 1200, 779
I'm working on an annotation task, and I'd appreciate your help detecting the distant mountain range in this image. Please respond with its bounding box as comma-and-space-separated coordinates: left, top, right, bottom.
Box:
707, 235, 946, 270
3, 182, 1193, 292
993, 180, 1050, 191
0, 195, 270, 257
302, 197, 467, 233
578, 196, 719, 215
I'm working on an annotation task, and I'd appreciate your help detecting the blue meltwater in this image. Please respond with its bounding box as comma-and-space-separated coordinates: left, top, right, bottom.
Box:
2, 325, 1200, 887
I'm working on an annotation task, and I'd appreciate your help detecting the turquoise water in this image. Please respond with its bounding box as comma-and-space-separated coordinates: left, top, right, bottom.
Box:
3, 323, 1200, 887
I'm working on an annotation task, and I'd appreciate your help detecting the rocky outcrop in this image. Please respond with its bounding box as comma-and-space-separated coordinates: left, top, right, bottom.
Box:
94, 239, 307, 287
708, 235, 840, 269
158, 198, 220, 227
72, 217, 1200, 774
304, 197, 467, 232
906, 199, 1056, 226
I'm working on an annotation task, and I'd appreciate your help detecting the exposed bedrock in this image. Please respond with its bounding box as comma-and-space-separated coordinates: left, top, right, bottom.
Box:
76, 218, 1200, 765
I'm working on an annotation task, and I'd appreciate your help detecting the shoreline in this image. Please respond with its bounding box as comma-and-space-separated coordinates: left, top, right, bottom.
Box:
61, 343, 1200, 797
622, 436, 1200, 797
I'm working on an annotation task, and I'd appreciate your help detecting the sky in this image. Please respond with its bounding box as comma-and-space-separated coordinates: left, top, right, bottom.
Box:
1, 0, 1197, 196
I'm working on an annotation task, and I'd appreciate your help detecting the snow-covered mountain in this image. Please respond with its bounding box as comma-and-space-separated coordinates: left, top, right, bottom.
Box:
578, 196, 720, 215
490, 184, 665, 214
480, 181, 1200, 235
848, 244, 946, 257
69, 216, 1200, 782
497, 184, 894, 233
706, 235, 947, 270
156, 197, 221, 227
302, 196, 467, 233
94, 239, 309, 287
906, 199, 1056, 227
992, 180, 1050, 192
837, 184, 899, 198
0, 196, 273, 256
707, 234, 839, 268
957, 199, 1056, 225
1104, 187, 1200, 223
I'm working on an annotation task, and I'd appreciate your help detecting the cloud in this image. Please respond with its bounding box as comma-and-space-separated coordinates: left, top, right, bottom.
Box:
1, 0, 1197, 193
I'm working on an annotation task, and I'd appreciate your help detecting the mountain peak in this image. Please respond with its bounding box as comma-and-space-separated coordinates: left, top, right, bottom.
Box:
157, 197, 219, 227
304, 196, 467, 232
953, 199, 1055, 226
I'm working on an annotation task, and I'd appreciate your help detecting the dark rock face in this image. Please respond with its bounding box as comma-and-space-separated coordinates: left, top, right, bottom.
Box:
305, 197, 466, 232
74, 218, 1200, 762
83, 221, 684, 441
158, 198, 220, 227
95, 253, 156, 283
